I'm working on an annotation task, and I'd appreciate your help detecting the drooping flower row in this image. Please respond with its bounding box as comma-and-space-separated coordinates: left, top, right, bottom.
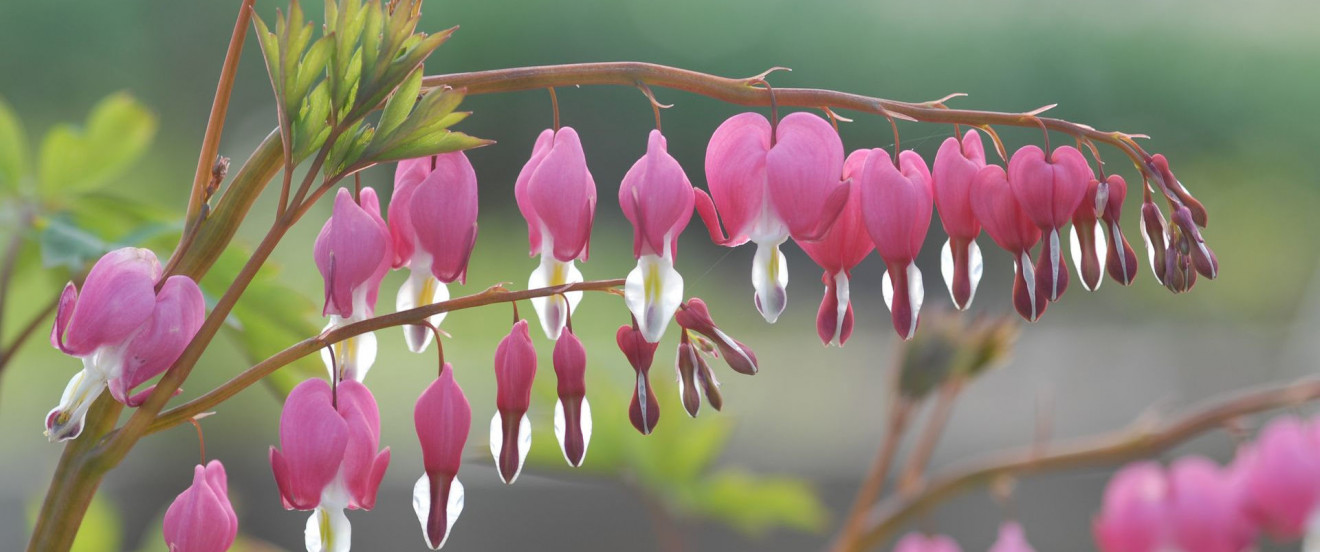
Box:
1095, 414, 1320, 552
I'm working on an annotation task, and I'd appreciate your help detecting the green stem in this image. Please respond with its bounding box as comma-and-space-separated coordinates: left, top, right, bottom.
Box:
26, 395, 123, 552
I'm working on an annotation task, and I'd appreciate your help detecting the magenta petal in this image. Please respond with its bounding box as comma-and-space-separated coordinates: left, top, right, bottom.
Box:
110, 275, 205, 405
989, 522, 1035, 552
389, 156, 432, 267
163, 461, 238, 552
799, 149, 873, 275
894, 532, 963, 552
1094, 461, 1169, 552
272, 379, 348, 510
494, 320, 537, 415
50, 282, 78, 354
765, 112, 846, 240
61, 247, 161, 355
1237, 416, 1320, 539
522, 127, 596, 262
704, 113, 771, 243
416, 366, 472, 477
1007, 145, 1092, 230
409, 151, 480, 284
335, 380, 386, 510
314, 188, 392, 317
1167, 456, 1256, 552
932, 130, 987, 240
971, 165, 1041, 254
619, 130, 696, 258
858, 149, 933, 264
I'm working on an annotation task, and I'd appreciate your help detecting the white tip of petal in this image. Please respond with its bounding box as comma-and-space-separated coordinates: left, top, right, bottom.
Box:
489, 413, 533, 484
44, 368, 107, 442
306, 506, 352, 552
528, 258, 584, 341
751, 241, 789, 323
832, 271, 851, 347
553, 397, 592, 467
412, 474, 464, 550
1069, 221, 1108, 292
397, 269, 450, 353
321, 320, 377, 382
882, 263, 925, 340
939, 238, 983, 310
625, 254, 684, 343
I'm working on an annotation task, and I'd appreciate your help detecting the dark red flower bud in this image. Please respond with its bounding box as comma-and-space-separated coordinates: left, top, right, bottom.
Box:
674, 298, 758, 375
617, 325, 659, 435
552, 330, 591, 467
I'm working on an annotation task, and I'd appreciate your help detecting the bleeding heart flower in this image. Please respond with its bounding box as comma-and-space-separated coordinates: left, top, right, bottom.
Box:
674, 330, 722, 417
551, 329, 591, 467
1095, 457, 1257, 552
1006, 145, 1092, 302
674, 298, 758, 376
619, 130, 695, 343
315, 187, 393, 382
970, 165, 1045, 322
1098, 175, 1139, 286
696, 111, 848, 323
1094, 461, 1170, 552
490, 320, 536, 484
162, 460, 238, 552
389, 153, 479, 353
932, 130, 987, 310
1235, 416, 1320, 541
515, 127, 596, 340
798, 149, 873, 346
46, 247, 204, 442
269, 378, 390, 552
856, 148, 934, 340
412, 365, 471, 550
617, 324, 660, 435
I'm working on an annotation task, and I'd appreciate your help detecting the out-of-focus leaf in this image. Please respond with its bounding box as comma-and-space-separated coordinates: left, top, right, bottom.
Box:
37, 214, 108, 271
37, 93, 157, 197
691, 470, 829, 535
202, 245, 322, 399
27, 491, 123, 552
0, 96, 29, 193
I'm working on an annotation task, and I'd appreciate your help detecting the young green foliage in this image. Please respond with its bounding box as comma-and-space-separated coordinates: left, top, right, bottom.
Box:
36, 93, 156, 199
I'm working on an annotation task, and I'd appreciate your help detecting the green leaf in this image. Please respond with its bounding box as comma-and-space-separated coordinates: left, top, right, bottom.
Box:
0, 96, 29, 193
27, 491, 123, 552
370, 130, 490, 163
375, 68, 421, 140
37, 93, 157, 197
37, 214, 108, 271
692, 470, 829, 535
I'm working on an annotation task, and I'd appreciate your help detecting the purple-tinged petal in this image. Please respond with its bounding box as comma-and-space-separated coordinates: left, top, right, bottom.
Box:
703, 112, 771, 245
799, 149, 873, 277
50, 282, 78, 354
1237, 416, 1320, 539
60, 247, 161, 356
413, 366, 471, 549
521, 127, 596, 263
674, 298, 758, 375
388, 157, 432, 268
336, 380, 387, 510
552, 331, 590, 466
619, 130, 695, 259
314, 189, 392, 318
815, 271, 854, 347
1167, 456, 1257, 552
1094, 461, 1169, 552
409, 151, 479, 284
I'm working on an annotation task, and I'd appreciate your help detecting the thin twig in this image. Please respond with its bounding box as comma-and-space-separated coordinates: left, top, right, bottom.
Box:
897, 380, 964, 495
0, 295, 59, 374
142, 278, 625, 435
166, 0, 256, 274
832, 400, 911, 552
856, 377, 1320, 548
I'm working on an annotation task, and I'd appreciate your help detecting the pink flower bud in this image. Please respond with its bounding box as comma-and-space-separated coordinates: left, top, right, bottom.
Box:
857, 149, 934, 340
1139, 197, 1170, 287
163, 460, 237, 552
552, 330, 591, 467
675, 332, 721, 418
491, 320, 537, 484
893, 532, 962, 552
515, 127, 597, 340
989, 521, 1035, 552
1169, 205, 1218, 280
617, 325, 660, 435
970, 165, 1045, 322
932, 130, 987, 310
697, 112, 848, 323
1147, 154, 1207, 227
1007, 145, 1093, 302
799, 150, 872, 346
620, 130, 695, 343
1098, 175, 1139, 286
1069, 178, 1107, 292
1236, 416, 1320, 539
413, 366, 472, 549
674, 298, 758, 376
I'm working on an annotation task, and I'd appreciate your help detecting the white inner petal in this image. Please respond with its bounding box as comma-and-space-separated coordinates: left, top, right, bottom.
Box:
321, 316, 378, 383
412, 473, 464, 550
528, 254, 584, 341
488, 412, 533, 484
1140, 213, 1165, 285
751, 238, 789, 323
624, 254, 684, 343
1069, 221, 1109, 292
397, 263, 449, 353
553, 397, 592, 467
904, 263, 924, 340
45, 365, 108, 442
305, 505, 351, 552
1018, 251, 1038, 319
938, 239, 984, 310
833, 271, 850, 346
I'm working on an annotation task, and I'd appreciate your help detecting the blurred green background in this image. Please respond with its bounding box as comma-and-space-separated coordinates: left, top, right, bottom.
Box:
2, 0, 1318, 550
